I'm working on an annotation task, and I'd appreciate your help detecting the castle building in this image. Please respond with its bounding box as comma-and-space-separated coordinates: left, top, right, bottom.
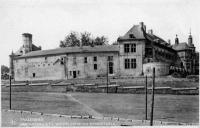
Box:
172, 32, 199, 75
9, 22, 198, 81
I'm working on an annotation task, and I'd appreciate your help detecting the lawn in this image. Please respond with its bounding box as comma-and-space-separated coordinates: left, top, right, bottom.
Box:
71, 93, 199, 123
1, 92, 198, 124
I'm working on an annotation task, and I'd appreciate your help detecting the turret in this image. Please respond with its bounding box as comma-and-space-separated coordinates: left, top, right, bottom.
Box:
22, 33, 32, 54
175, 34, 179, 45
188, 30, 193, 46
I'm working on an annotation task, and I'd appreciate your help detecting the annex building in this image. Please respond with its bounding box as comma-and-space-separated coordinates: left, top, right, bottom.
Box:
9, 22, 199, 81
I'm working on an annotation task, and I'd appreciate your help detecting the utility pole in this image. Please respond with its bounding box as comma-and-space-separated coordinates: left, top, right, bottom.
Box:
107, 61, 109, 93
145, 75, 148, 120
9, 75, 12, 110
150, 68, 155, 126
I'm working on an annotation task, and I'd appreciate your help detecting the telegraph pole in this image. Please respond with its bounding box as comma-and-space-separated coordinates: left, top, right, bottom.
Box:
9, 75, 12, 110
150, 68, 155, 126
107, 61, 109, 93
145, 75, 148, 120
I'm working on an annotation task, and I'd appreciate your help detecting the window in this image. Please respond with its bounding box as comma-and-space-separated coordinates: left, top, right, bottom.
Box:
94, 64, 97, 70
45, 57, 47, 60
125, 58, 136, 69
129, 34, 135, 38
108, 56, 113, 61
124, 44, 136, 53
84, 57, 87, 63
73, 56, 76, 65
33, 73, 35, 78
109, 62, 113, 74
94, 56, 97, 62
124, 59, 130, 69
131, 44, 136, 52
124, 44, 129, 53
131, 59, 136, 68
77, 70, 80, 75
70, 71, 72, 76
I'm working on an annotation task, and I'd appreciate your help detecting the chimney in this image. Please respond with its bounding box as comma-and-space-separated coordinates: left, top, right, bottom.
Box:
168, 39, 171, 45
139, 22, 146, 32
148, 29, 153, 35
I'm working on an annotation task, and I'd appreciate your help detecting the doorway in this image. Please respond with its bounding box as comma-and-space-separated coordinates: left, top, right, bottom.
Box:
73, 71, 76, 78
109, 62, 113, 74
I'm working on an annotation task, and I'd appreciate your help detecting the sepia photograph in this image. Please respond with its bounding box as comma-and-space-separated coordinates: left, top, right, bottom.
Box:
0, 0, 199, 127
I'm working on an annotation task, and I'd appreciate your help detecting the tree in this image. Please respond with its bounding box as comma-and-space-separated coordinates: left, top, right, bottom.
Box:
59, 31, 80, 47
81, 32, 92, 46
1, 65, 9, 79
59, 31, 108, 47
94, 36, 108, 46
1, 65, 9, 74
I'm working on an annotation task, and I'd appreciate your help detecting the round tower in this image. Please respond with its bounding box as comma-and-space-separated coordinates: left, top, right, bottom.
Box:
22, 33, 32, 54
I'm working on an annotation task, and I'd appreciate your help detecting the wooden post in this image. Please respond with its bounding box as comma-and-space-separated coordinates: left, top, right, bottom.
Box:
150, 68, 155, 126
107, 61, 109, 93
9, 75, 12, 110
145, 75, 148, 120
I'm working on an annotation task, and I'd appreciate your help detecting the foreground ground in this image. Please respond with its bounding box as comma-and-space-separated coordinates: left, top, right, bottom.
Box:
1, 92, 198, 126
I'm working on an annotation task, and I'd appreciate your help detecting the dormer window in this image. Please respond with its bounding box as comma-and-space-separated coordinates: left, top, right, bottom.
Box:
129, 34, 135, 38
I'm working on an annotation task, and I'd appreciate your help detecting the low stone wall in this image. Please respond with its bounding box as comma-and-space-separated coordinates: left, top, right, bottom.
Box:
74, 85, 199, 95
1, 82, 199, 95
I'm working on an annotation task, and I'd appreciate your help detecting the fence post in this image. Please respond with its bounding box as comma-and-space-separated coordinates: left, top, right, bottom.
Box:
107, 61, 109, 93
145, 75, 148, 120
9, 75, 12, 110
150, 68, 155, 126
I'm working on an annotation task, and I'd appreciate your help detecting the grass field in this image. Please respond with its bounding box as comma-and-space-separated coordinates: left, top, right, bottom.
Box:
1, 92, 198, 124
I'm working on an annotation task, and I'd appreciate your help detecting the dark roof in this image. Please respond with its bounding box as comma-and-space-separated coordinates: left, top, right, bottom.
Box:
32, 44, 41, 51
172, 42, 190, 51
118, 25, 145, 40
16, 45, 119, 58
14, 43, 41, 56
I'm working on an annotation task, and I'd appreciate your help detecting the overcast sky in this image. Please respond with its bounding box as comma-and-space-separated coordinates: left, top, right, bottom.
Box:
0, 0, 200, 66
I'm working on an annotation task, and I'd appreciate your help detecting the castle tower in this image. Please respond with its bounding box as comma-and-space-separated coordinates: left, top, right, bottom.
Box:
22, 33, 32, 54
175, 34, 179, 45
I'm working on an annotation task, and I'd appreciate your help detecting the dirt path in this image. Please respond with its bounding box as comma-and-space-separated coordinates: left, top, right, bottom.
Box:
66, 93, 103, 117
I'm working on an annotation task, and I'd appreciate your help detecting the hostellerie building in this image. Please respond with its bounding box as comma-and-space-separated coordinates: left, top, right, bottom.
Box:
9, 22, 199, 81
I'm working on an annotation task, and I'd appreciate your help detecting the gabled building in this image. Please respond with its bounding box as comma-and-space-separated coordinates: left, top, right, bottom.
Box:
172, 32, 198, 75
9, 22, 198, 81
117, 22, 179, 76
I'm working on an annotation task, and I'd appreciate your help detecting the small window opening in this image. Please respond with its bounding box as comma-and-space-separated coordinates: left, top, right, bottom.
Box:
33, 73, 36, 77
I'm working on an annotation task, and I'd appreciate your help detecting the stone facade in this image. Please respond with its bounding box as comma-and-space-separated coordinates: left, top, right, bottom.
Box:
172, 33, 199, 75
10, 22, 199, 81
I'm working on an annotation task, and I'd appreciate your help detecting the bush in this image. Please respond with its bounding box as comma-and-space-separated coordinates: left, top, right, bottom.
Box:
186, 75, 199, 82
171, 72, 182, 78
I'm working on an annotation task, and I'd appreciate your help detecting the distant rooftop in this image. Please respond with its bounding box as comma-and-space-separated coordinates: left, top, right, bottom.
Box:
15, 45, 119, 59
172, 42, 190, 51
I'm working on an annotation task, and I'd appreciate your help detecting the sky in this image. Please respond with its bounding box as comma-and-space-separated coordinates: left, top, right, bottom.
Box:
0, 0, 200, 66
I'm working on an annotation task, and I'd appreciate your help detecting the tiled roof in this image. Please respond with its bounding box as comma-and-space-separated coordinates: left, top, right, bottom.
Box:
172, 42, 190, 51
16, 45, 119, 58
118, 25, 145, 40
